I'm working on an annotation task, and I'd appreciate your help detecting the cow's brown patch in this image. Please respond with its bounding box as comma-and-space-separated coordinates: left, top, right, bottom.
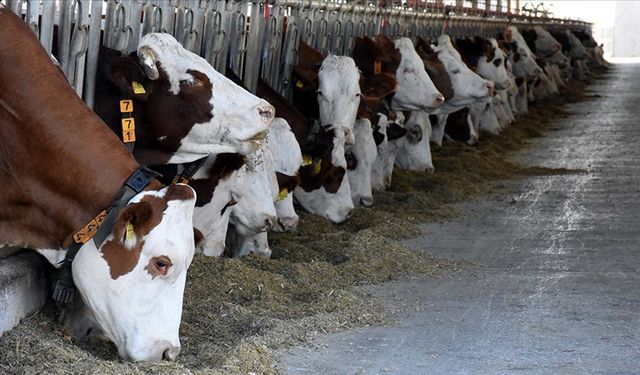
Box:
276, 172, 301, 193
100, 195, 168, 279
193, 227, 204, 248
187, 153, 245, 207
415, 36, 454, 101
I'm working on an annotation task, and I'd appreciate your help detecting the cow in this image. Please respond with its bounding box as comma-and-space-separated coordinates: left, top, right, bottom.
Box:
454, 36, 512, 90
268, 118, 303, 232
257, 79, 354, 224
499, 26, 543, 79
415, 36, 455, 102
395, 111, 435, 173
93, 35, 275, 166
225, 145, 278, 258
347, 118, 378, 207
0, 9, 197, 361
225, 118, 302, 257
427, 35, 494, 145
371, 112, 408, 190
353, 35, 444, 112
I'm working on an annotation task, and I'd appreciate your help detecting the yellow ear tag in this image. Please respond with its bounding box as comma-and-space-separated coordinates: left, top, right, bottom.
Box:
296, 80, 304, 88
276, 188, 288, 202
374, 61, 382, 75
132, 81, 146, 94
125, 223, 135, 241
302, 154, 313, 166
313, 159, 322, 175
121, 118, 136, 143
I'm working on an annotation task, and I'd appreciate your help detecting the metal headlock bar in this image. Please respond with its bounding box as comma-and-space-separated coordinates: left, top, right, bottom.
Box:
0, 0, 591, 105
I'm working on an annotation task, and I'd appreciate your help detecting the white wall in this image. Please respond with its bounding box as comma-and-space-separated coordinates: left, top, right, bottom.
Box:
613, 1, 640, 57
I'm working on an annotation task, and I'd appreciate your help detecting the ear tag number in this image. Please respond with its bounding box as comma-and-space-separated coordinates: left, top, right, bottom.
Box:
374, 61, 382, 75
119, 99, 133, 113
302, 154, 313, 166
121, 118, 136, 143
276, 188, 288, 202
125, 223, 135, 241
132, 81, 146, 94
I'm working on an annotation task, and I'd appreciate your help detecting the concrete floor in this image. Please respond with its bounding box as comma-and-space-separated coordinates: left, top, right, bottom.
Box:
276, 65, 640, 374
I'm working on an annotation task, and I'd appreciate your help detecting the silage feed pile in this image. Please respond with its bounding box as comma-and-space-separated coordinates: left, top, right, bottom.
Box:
0, 73, 607, 374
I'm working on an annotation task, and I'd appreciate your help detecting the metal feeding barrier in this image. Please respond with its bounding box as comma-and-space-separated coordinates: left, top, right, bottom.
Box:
0, 0, 591, 106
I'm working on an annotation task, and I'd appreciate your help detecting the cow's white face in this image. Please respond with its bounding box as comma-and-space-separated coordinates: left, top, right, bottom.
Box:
533, 26, 563, 56
71, 184, 196, 362
395, 111, 434, 173
477, 39, 511, 90
317, 56, 361, 145
504, 27, 542, 79
190, 156, 244, 257
392, 38, 444, 111
136, 33, 274, 163
432, 49, 493, 108
294, 130, 354, 224
474, 99, 502, 135
230, 145, 278, 234
267, 119, 302, 232
347, 118, 377, 207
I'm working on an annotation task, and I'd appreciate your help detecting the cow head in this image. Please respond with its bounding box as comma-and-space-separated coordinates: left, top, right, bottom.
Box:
395, 111, 434, 173
294, 128, 353, 223
501, 27, 542, 79
477, 38, 512, 90
106, 33, 274, 164
317, 55, 361, 145
72, 184, 196, 361
267, 118, 303, 232
432, 36, 493, 108
532, 26, 563, 57
371, 113, 407, 190
565, 29, 589, 60
415, 36, 455, 102
229, 145, 278, 235
347, 118, 377, 207
391, 37, 444, 111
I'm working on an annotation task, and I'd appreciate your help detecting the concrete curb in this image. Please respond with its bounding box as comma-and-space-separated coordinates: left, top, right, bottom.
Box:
0, 251, 48, 335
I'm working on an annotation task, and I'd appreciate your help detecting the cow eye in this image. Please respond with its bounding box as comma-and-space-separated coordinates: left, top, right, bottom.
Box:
316, 90, 323, 96
355, 93, 361, 98
493, 59, 502, 67
149, 255, 172, 277
452, 69, 461, 74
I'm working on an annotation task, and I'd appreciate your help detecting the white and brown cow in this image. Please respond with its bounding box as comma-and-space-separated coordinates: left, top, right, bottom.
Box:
94, 34, 275, 165
0, 9, 196, 362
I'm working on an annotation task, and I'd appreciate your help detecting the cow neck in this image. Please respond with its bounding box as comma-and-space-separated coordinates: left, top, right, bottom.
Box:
0, 9, 148, 250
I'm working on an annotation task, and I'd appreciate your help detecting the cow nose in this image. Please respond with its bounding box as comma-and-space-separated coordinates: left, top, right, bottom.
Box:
162, 345, 180, 361
434, 93, 445, 105
360, 196, 374, 207
425, 166, 435, 174
257, 104, 275, 121
485, 82, 494, 94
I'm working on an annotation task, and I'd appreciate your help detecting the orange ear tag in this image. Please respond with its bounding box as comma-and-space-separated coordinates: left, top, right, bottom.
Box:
119, 99, 133, 113
374, 61, 382, 75
121, 118, 136, 143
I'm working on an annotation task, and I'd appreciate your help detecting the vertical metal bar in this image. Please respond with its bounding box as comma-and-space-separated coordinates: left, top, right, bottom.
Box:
244, 0, 264, 92
85, 0, 105, 108
126, 0, 146, 53
39, 0, 55, 54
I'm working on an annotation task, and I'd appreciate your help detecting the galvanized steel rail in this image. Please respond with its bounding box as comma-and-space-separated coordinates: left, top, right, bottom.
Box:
0, 0, 591, 107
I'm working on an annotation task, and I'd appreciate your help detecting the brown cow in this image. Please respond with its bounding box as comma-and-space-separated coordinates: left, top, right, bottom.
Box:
0, 9, 196, 362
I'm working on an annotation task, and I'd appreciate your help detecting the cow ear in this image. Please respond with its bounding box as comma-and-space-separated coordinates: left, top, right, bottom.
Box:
503, 28, 513, 42
112, 201, 156, 250
109, 56, 153, 100
387, 123, 408, 141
